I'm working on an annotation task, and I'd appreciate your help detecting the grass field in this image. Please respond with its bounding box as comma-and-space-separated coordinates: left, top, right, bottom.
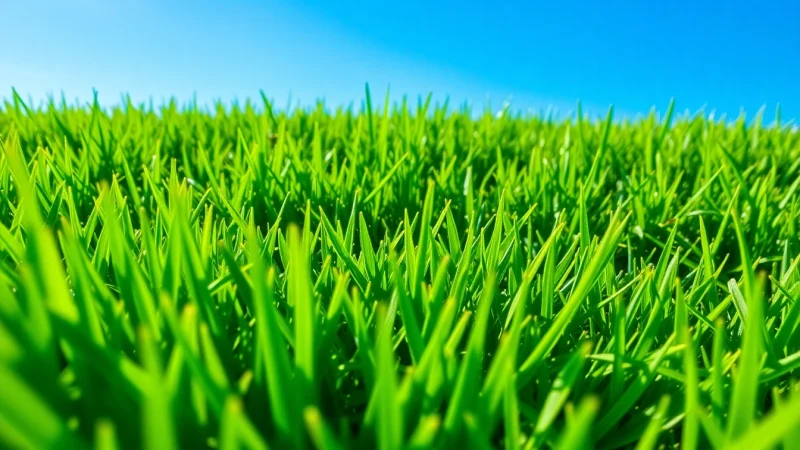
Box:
1, 89, 800, 449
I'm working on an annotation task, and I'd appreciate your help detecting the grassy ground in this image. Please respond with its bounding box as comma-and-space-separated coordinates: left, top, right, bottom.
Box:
1, 90, 800, 449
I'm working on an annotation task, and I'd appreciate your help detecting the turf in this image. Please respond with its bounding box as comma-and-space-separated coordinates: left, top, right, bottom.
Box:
1, 89, 800, 449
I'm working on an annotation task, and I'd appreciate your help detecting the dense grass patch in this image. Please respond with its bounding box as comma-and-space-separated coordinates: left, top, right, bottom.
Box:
1, 91, 800, 449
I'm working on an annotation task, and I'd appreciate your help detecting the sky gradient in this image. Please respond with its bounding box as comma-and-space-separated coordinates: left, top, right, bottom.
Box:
2, 0, 798, 120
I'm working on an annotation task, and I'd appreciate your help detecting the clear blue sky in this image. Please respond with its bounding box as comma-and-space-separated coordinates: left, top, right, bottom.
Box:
2, 0, 798, 120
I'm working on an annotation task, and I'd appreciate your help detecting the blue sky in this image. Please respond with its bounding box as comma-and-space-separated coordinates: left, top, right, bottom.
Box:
1, 0, 798, 120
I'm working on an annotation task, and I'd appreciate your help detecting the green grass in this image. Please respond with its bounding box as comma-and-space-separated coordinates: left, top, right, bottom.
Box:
1, 88, 799, 449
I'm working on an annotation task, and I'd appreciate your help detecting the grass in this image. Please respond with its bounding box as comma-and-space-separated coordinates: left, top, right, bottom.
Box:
0, 87, 799, 449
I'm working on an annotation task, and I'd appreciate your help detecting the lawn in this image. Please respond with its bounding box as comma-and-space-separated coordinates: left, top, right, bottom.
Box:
1, 89, 799, 449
